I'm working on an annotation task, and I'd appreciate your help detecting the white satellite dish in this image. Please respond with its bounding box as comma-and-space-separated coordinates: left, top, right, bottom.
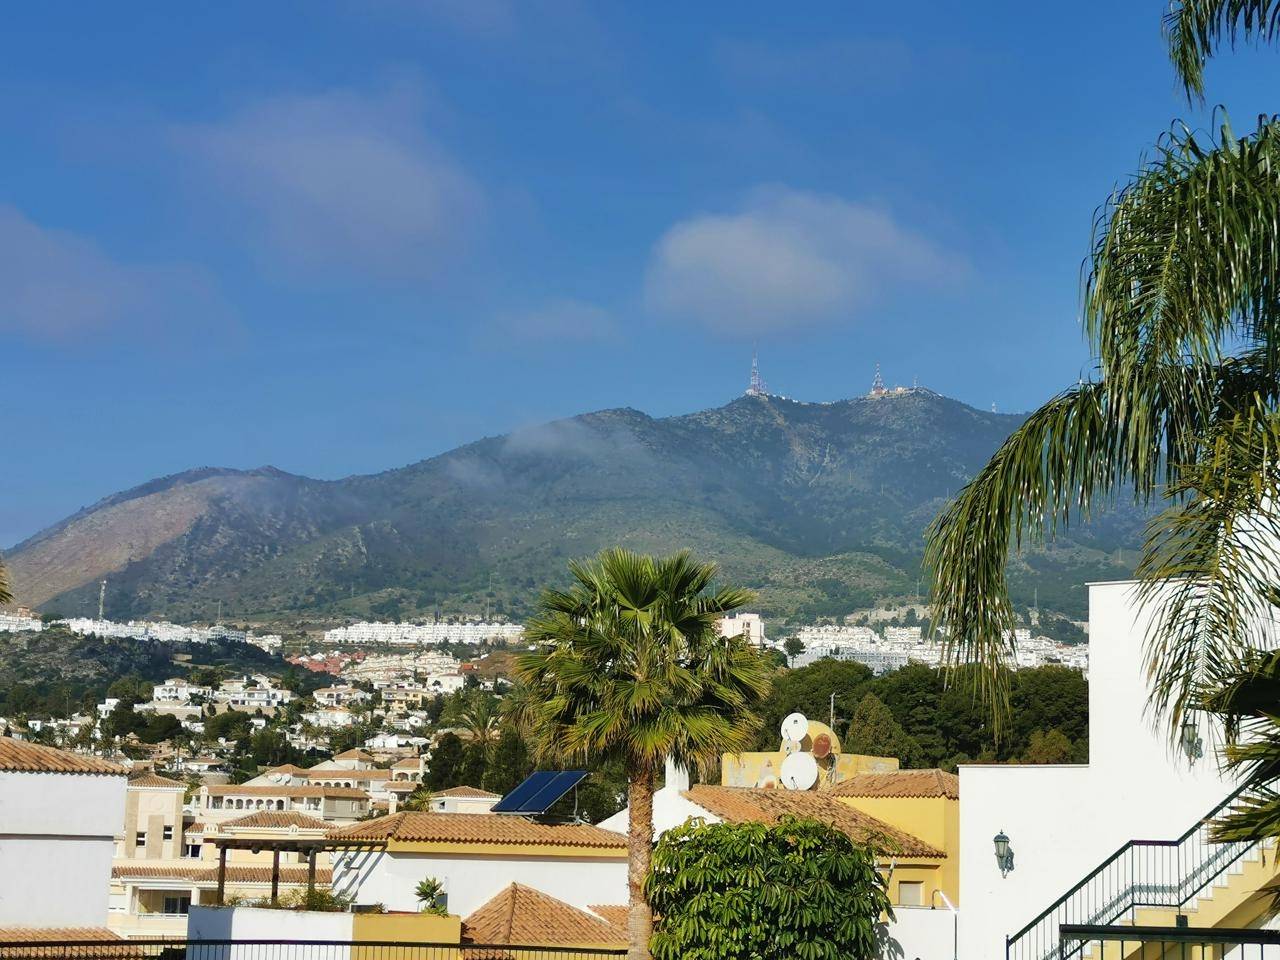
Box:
780, 752, 818, 790
781, 712, 809, 743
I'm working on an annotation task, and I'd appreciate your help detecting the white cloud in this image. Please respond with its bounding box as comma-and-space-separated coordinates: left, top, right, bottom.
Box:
499, 298, 619, 342
644, 186, 960, 336
0, 205, 226, 341
172, 83, 482, 281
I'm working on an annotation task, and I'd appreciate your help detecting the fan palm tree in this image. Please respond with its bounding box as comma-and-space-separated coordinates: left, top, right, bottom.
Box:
516, 548, 773, 960
925, 0, 1280, 733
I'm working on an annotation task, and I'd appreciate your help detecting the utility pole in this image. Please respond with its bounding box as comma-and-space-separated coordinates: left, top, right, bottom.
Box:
829, 692, 836, 730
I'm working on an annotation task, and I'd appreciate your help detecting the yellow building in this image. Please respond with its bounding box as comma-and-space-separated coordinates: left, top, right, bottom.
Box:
721, 717, 899, 789
828, 769, 961, 906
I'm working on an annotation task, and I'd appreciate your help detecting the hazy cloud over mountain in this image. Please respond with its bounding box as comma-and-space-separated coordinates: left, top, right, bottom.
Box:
645, 186, 961, 336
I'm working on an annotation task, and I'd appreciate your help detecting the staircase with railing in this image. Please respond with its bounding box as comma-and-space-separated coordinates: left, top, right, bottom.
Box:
1005, 785, 1256, 960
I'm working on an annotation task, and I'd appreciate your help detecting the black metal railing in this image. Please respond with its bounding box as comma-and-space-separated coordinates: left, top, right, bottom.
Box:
0, 941, 628, 960
1060, 924, 1280, 960
1007, 785, 1259, 960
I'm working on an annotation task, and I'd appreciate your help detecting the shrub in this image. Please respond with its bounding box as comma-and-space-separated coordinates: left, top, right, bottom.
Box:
647, 815, 892, 960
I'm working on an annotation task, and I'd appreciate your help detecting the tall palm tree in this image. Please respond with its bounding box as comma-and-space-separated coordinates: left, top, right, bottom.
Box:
925, 0, 1280, 733
516, 548, 772, 960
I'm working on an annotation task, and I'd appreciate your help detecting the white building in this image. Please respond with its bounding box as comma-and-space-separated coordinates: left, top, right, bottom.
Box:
0, 611, 43, 633
0, 739, 127, 929
152, 679, 212, 703
323, 620, 524, 646
718, 612, 766, 646
214, 676, 293, 709
329, 811, 627, 916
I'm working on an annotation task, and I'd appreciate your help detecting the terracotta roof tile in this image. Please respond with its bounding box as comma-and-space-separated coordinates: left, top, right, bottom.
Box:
0, 928, 133, 957
391, 758, 421, 769
205, 784, 368, 799
329, 812, 627, 850
0, 739, 124, 776
588, 905, 628, 929
306, 769, 392, 781
828, 769, 960, 800
185, 821, 207, 834
463, 884, 626, 947
431, 785, 499, 799
333, 749, 374, 760
111, 864, 332, 884
218, 811, 330, 830
682, 786, 944, 859
127, 772, 186, 789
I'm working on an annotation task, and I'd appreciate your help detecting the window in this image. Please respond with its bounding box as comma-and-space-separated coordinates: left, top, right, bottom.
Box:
162, 825, 174, 842
135, 831, 146, 847
898, 881, 924, 907
162, 895, 191, 916
184, 842, 201, 859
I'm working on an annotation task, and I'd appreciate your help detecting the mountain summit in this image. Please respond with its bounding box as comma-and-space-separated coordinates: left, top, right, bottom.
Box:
5, 392, 1137, 623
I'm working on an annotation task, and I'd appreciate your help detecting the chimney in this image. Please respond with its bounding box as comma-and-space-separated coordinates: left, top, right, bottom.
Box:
664, 755, 690, 793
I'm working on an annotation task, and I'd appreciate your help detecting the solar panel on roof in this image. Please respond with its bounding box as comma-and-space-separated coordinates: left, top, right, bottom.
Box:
492, 770, 589, 815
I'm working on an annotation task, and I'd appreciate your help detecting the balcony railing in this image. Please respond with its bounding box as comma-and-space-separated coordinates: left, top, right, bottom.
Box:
0, 940, 627, 960
1060, 924, 1280, 960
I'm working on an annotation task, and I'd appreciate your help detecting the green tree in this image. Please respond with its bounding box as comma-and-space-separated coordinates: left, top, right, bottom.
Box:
1022, 729, 1075, 764
925, 2, 1280, 736
518, 548, 772, 960
424, 732, 465, 791
844, 693, 924, 768
782, 636, 805, 666
755, 660, 874, 749
647, 816, 892, 960
0, 559, 11, 606
483, 727, 532, 796
204, 709, 252, 744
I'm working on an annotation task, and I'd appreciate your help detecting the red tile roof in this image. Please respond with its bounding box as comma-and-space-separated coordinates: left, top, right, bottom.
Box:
683, 786, 944, 858
217, 811, 330, 830
431, 785, 499, 799
111, 864, 332, 884
828, 769, 960, 800
463, 884, 626, 947
127, 772, 186, 789
0, 739, 124, 776
329, 812, 627, 850
205, 784, 368, 799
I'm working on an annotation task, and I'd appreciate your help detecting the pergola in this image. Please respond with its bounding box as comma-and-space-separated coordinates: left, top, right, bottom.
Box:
207, 836, 386, 905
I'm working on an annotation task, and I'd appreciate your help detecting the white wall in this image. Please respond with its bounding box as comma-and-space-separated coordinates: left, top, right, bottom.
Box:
956, 581, 1235, 960
0, 770, 125, 928
333, 849, 627, 917
881, 907, 959, 960
188, 906, 352, 957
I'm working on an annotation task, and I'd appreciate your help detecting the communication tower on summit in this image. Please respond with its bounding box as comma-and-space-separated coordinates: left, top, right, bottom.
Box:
745, 348, 768, 397
869, 363, 887, 397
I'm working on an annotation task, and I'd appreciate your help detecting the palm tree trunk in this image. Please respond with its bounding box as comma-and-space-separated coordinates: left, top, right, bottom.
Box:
626, 765, 655, 960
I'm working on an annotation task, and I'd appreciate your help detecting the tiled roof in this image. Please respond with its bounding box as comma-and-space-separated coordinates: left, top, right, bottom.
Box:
0, 928, 132, 957
391, 758, 421, 768
463, 884, 626, 947
205, 784, 368, 799
432, 785, 499, 799
334, 749, 374, 760
588, 905, 628, 929
329, 812, 627, 850
828, 769, 960, 800
185, 821, 207, 834
218, 811, 330, 830
261, 764, 311, 776
0, 739, 124, 776
682, 786, 944, 859
387, 781, 417, 792
111, 864, 332, 884
306, 769, 392, 781
0, 928, 121, 942
128, 772, 187, 789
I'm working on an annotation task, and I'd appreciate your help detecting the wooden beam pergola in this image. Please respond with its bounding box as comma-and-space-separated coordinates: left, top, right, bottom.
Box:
206, 836, 386, 906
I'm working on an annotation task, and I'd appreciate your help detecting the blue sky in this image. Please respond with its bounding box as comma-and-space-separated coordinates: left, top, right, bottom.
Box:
3, 1, 1277, 547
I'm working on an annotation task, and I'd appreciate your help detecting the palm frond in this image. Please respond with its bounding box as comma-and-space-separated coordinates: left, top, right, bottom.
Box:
1085, 115, 1280, 384
1166, 0, 1280, 98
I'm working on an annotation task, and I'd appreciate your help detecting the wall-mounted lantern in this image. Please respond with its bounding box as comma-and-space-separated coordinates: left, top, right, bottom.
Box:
1180, 716, 1203, 764
993, 829, 1014, 877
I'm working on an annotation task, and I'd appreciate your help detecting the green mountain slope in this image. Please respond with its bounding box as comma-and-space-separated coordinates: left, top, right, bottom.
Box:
5, 391, 1144, 623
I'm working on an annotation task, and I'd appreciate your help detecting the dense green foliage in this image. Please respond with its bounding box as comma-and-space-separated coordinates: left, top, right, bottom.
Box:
647, 816, 892, 960
13, 392, 1143, 625
0, 626, 279, 719
756, 661, 1087, 768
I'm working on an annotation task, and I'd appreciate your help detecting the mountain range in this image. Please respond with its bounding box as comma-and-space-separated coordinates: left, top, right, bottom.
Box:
4, 390, 1142, 626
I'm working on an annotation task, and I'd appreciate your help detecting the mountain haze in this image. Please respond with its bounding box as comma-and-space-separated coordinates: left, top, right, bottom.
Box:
5, 391, 1141, 624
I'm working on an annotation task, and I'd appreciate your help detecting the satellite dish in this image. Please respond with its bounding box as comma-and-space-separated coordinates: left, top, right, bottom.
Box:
780, 752, 818, 790
812, 733, 833, 759
781, 712, 809, 743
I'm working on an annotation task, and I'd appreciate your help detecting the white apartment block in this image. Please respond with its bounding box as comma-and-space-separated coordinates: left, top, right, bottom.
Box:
718, 612, 766, 646
323, 620, 524, 646
313, 685, 370, 708
152, 679, 213, 703
0, 612, 43, 633
213, 676, 293, 708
